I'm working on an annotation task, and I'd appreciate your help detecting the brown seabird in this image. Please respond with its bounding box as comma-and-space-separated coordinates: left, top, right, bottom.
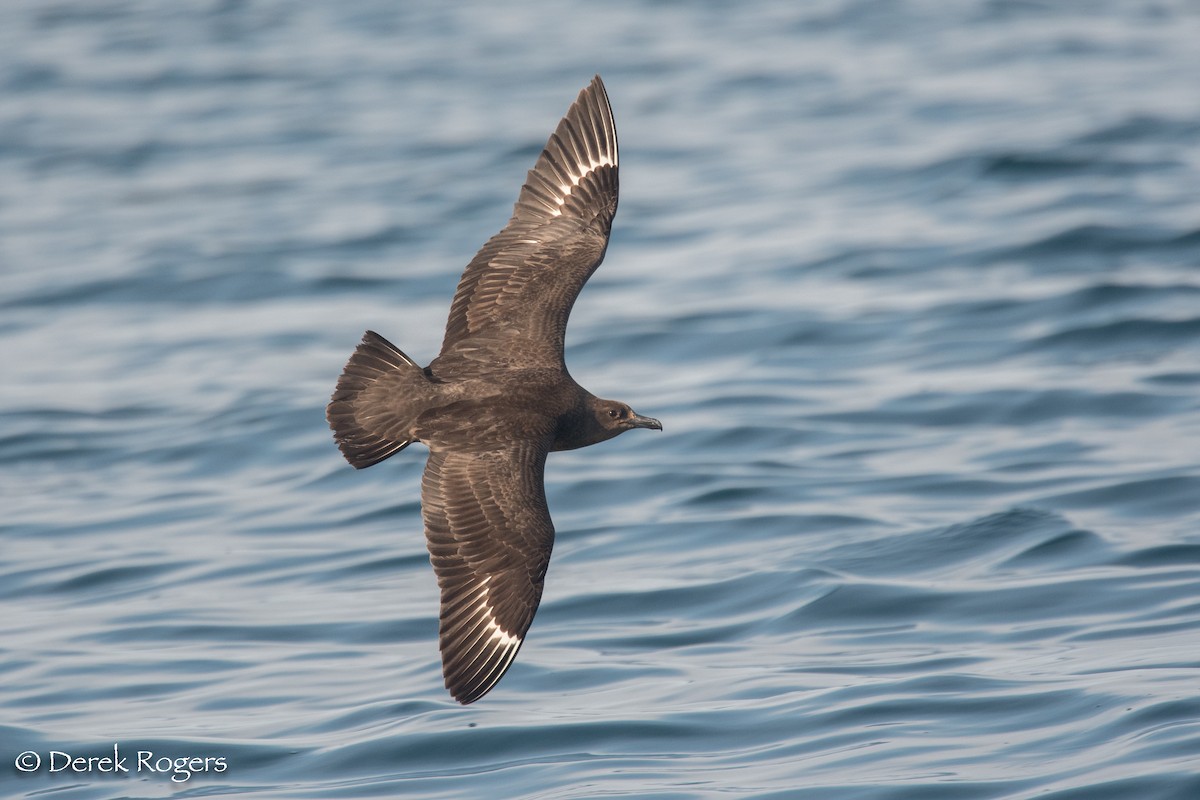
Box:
326, 76, 661, 704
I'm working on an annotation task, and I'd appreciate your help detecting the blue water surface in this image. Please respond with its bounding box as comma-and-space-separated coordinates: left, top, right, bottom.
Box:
3, 1, 1200, 798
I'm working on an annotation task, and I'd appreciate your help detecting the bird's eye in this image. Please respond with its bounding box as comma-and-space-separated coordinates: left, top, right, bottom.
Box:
608, 408, 625, 419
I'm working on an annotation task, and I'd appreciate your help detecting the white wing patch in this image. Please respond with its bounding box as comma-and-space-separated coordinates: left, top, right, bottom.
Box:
483, 614, 521, 649
451, 577, 523, 695
474, 575, 521, 648
549, 155, 617, 217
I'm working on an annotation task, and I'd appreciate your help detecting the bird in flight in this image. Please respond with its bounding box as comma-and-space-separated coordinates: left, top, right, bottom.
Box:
327, 76, 661, 704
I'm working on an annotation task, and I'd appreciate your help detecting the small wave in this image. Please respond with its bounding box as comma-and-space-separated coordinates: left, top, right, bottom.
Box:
1022, 316, 1200, 357
994, 223, 1200, 261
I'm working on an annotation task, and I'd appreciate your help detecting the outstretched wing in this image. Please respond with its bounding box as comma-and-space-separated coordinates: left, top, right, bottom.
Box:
438, 75, 619, 369
421, 442, 555, 704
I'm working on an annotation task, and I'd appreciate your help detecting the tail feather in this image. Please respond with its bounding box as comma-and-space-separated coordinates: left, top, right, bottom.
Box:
327, 330, 425, 469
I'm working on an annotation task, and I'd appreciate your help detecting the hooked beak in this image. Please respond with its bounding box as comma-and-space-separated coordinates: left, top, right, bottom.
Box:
629, 413, 662, 431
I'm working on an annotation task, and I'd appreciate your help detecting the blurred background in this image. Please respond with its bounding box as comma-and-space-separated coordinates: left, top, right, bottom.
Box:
2, 1, 1199, 798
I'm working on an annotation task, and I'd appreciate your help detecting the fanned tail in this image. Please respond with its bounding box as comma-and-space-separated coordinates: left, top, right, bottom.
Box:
327, 330, 426, 469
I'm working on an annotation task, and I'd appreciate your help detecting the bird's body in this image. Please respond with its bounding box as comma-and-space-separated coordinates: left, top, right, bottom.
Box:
327, 76, 659, 704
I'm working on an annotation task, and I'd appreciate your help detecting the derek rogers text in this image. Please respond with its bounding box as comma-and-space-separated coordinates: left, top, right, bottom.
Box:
16, 744, 228, 783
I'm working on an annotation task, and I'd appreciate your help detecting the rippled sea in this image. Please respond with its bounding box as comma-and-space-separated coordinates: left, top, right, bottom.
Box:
4, 1, 1200, 798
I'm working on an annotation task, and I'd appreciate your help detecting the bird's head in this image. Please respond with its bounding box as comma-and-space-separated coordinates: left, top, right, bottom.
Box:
593, 398, 662, 438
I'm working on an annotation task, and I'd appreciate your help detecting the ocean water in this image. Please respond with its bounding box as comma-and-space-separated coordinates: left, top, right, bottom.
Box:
3, 0, 1200, 797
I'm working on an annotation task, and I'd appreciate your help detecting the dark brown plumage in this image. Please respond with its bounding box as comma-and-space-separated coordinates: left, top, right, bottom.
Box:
326, 76, 660, 704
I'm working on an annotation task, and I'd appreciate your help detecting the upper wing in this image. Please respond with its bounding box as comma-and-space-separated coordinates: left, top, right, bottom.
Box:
437, 75, 619, 369
421, 442, 555, 704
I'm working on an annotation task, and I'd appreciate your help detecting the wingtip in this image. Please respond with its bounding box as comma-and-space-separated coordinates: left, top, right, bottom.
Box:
512, 73, 618, 225
444, 638, 524, 705
438, 593, 529, 704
